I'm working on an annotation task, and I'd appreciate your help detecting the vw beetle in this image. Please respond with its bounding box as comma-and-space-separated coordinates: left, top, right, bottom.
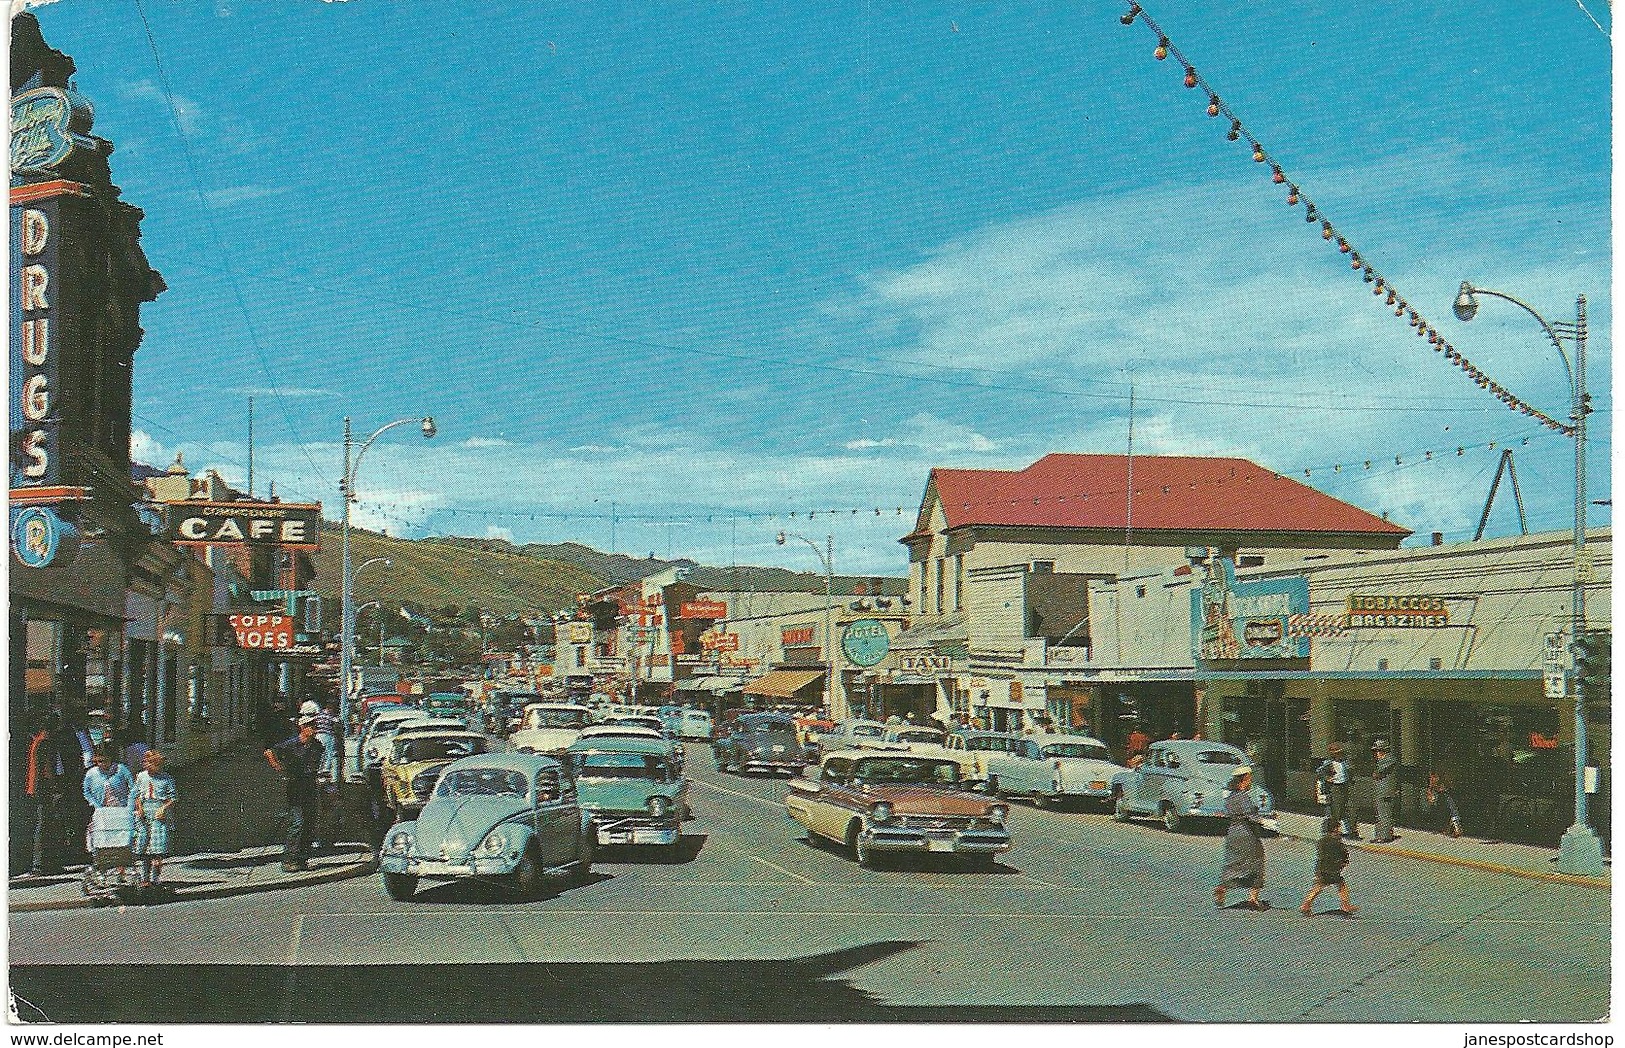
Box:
380, 752, 593, 900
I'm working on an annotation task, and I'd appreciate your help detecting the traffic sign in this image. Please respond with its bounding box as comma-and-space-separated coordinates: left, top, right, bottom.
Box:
1545, 667, 1568, 700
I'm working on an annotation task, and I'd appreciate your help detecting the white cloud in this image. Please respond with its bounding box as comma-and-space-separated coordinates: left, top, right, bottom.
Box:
462, 436, 512, 448
567, 444, 620, 454
485, 525, 514, 543
843, 437, 896, 450
130, 430, 173, 469
229, 386, 335, 399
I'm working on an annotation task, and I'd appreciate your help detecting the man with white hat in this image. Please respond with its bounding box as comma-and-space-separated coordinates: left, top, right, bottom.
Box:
1371, 739, 1400, 843
265, 714, 325, 871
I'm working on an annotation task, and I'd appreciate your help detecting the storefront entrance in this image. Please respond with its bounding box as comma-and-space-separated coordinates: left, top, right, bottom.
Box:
1423, 701, 1570, 846
1219, 685, 1310, 807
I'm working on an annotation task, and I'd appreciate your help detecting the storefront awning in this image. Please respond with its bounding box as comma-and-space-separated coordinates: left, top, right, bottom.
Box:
675, 676, 744, 693
743, 669, 825, 698
887, 674, 939, 686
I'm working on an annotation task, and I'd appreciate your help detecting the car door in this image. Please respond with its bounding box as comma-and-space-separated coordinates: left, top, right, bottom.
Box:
1009, 739, 1045, 795
1126, 747, 1159, 811
532, 767, 573, 866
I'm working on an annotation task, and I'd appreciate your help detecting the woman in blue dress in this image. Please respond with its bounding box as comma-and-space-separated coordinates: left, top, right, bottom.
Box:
132, 749, 177, 887
1214, 766, 1269, 910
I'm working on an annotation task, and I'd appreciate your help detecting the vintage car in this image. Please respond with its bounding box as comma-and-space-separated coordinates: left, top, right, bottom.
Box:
660, 707, 714, 741
816, 719, 892, 754
379, 752, 594, 901
884, 725, 948, 751
360, 708, 439, 771
509, 703, 594, 756
1109, 739, 1276, 832
565, 735, 691, 847
793, 716, 836, 748
967, 733, 1126, 808
713, 712, 813, 775
422, 691, 472, 721
380, 730, 489, 819
786, 750, 1012, 869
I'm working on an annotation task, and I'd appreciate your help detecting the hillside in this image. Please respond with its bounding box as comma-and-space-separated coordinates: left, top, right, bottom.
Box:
311, 525, 603, 618
310, 528, 907, 617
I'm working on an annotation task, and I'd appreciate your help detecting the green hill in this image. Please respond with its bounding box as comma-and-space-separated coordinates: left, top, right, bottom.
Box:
311, 525, 602, 618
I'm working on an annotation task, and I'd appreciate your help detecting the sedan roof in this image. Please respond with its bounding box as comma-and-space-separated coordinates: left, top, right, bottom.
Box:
440, 751, 562, 775
566, 735, 670, 756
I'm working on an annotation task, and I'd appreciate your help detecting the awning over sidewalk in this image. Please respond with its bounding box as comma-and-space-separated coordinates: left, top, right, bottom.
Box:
885, 674, 938, 686
742, 669, 825, 699
674, 676, 744, 694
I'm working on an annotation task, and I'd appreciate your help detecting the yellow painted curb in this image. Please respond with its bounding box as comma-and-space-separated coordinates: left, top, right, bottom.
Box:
1352, 842, 1609, 889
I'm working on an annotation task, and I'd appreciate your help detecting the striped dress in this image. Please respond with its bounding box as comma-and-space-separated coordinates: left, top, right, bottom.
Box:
132, 770, 177, 857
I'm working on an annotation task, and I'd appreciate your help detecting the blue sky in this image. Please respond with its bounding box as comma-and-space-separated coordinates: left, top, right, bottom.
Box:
27, 0, 1611, 575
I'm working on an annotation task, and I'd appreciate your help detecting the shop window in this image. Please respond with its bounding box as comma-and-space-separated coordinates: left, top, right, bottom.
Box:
1429, 658, 1443, 671
1135, 585, 1147, 598
1031, 561, 1055, 575
1237, 555, 1265, 568
954, 555, 964, 611
935, 558, 945, 615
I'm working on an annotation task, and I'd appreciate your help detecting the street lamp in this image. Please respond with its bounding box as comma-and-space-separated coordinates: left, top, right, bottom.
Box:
339, 416, 435, 778
777, 531, 846, 720
1452, 281, 1602, 875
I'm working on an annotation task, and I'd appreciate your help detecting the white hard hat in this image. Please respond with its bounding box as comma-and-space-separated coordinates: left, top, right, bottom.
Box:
299, 700, 320, 717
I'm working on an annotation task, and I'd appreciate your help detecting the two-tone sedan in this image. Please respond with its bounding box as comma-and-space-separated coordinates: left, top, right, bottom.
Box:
970, 733, 1127, 809
1109, 739, 1276, 833
379, 729, 488, 820
379, 752, 594, 901
566, 735, 690, 848
785, 750, 1012, 869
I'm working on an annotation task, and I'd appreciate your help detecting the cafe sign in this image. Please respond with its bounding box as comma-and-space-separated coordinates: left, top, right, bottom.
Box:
165, 501, 321, 548
1346, 594, 1449, 629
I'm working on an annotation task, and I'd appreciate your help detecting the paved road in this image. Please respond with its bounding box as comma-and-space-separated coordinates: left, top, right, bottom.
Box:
9, 743, 1608, 1023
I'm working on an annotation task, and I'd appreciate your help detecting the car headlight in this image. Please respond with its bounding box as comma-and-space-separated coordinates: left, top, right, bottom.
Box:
869, 801, 894, 824
387, 830, 413, 854
647, 795, 672, 818
986, 804, 1009, 824
479, 828, 510, 855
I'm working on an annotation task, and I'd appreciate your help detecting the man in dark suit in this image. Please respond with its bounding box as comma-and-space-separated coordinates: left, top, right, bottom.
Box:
1372, 739, 1400, 842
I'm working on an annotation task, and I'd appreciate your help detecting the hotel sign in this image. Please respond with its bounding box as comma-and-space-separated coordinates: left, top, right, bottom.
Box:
1345, 595, 1449, 629
165, 501, 321, 548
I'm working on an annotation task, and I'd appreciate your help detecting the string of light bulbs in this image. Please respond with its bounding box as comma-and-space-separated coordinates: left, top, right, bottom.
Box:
1117, 2, 1576, 437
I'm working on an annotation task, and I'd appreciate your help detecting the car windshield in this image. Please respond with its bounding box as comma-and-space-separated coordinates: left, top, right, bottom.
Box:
527, 708, 589, 729
1044, 742, 1110, 761
397, 737, 486, 763
895, 730, 943, 744
435, 768, 528, 798
612, 717, 664, 732
1197, 750, 1242, 764
852, 757, 960, 786
850, 724, 883, 738
571, 752, 676, 782
966, 737, 1012, 752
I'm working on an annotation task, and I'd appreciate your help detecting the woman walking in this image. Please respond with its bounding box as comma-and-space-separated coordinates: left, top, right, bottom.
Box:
132, 749, 176, 887
1214, 766, 1270, 910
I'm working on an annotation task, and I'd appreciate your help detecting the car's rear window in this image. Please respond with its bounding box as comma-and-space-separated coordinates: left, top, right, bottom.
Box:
1197, 750, 1242, 764
851, 725, 883, 737
436, 769, 528, 797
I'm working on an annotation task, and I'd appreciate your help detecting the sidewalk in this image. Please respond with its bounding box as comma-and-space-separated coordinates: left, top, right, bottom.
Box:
1271, 809, 1610, 889
10, 742, 377, 913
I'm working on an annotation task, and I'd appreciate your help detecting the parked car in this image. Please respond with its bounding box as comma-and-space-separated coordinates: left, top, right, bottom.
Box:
817, 719, 892, 754
713, 712, 813, 775
1109, 739, 1276, 832
785, 750, 1012, 869
380, 730, 489, 820
361, 708, 439, 772
379, 752, 594, 901
964, 733, 1126, 809
422, 692, 472, 721
884, 725, 948, 751
565, 736, 690, 848
670, 708, 714, 741
509, 703, 594, 756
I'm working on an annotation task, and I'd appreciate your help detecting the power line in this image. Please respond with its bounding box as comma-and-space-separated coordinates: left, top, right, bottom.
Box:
129, 0, 332, 487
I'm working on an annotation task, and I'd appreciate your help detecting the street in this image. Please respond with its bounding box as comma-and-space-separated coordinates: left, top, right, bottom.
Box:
9, 743, 1608, 1023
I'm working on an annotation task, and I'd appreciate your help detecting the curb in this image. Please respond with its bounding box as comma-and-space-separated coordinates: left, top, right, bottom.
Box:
9, 858, 376, 913
1274, 824, 1608, 890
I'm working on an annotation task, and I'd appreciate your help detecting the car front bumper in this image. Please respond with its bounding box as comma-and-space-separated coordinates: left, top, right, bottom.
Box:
737, 754, 808, 774
861, 825, 1012, 854
592, 816, 682, 846
382, 852, 521, 879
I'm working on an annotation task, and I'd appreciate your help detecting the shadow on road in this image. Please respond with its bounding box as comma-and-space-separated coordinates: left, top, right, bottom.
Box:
406, 870, 615, 905
10, 941, 1175, 1023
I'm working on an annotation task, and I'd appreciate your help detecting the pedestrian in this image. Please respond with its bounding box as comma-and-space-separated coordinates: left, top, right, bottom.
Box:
1214, 766, 1270, 910
1301, 817, 1357, 915
1371, 740, 1399, 843
1125, 725, 1150, 765
82, 746, 135, 881
131, 749, 176, 888
313, 700, 340, 781
24, 712, 73, 875
1318, 743, 1358, 839
265, 713, 325, 872
1426, 772, 1464, 838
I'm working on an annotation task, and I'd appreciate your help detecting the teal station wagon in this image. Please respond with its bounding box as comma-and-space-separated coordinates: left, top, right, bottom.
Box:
566, 735, 691, 847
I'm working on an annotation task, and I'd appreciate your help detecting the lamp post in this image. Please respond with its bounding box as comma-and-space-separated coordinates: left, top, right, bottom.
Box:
354, 599, 382, 666
339, 416, 435, 779
778, 531, 846, 720
1452, 282, 1602, 874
